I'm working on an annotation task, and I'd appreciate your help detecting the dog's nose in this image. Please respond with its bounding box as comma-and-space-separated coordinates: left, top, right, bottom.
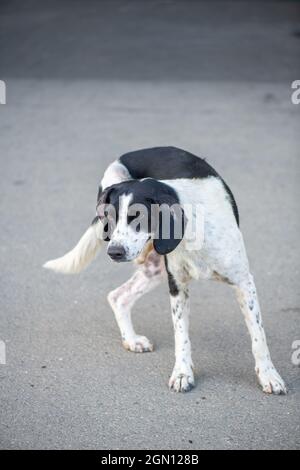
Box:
107, 244, 126, 261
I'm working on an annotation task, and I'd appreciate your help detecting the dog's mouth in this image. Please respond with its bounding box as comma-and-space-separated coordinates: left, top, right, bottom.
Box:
110, 256, 129, 263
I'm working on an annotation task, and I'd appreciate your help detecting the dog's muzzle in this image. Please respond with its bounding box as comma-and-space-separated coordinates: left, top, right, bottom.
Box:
107, 244, 127, 262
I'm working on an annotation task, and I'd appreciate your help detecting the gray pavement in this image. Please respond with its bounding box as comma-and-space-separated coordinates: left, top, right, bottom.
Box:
0, 0, 300, 450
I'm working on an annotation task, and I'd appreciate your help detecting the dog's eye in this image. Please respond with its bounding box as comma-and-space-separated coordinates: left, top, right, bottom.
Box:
98, 207, 116, 228
97, 204, 111, 220
127, 215, 137, 225
127, 212, 144, 225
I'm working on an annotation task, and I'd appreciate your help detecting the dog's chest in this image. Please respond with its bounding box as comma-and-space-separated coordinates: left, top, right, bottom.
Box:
169, 248, 214, 282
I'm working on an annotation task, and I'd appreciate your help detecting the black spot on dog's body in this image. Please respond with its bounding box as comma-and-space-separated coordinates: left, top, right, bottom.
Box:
120, 146, 239, 225
213, 271, 234, 285
167, 276, 179, 298
165, 256, 179, 297
120, 146, 218, 180
220, 178, 239, 225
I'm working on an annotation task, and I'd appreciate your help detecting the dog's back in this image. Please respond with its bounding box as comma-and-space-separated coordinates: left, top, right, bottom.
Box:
119, 146, 217, 180
120, 146, 239, 225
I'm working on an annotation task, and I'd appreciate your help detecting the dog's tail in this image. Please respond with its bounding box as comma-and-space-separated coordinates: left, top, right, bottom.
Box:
43, 217, 103, 274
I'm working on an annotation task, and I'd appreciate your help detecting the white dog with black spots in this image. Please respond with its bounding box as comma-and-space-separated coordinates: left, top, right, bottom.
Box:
44, 147, 286, 394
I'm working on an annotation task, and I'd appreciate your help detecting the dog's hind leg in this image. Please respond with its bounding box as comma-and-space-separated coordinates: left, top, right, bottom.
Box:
234, 274, 287, 395
107, 251, 165, 352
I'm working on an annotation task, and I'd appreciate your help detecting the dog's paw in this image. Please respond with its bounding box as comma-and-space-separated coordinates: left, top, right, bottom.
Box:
256, 363, 287, 395
123, 335, 154, 353
169, 367, 195, 393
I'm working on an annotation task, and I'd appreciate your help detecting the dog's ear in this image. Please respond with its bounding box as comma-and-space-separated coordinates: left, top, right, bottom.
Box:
96, 186, 115, 241
151, 187, 186, 256
96, 185, 103, 206
96, 186, 112, 219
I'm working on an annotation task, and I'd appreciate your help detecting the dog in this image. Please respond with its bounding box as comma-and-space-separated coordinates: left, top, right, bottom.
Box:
44, 146, 286, 394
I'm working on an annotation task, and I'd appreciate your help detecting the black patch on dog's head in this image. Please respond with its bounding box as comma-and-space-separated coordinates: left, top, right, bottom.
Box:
96, 185, 119, 241
96, 179, 186, 253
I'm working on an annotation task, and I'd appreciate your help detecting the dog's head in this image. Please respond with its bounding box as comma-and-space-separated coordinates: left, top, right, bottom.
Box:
96, 179, 186, 262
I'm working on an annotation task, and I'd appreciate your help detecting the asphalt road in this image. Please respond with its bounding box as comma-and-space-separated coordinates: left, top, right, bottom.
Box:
0, 0, 299, 450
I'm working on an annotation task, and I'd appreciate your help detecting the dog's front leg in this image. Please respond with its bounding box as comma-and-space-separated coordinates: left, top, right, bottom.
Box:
108, 252, 164, 353
167, 270, 194, 392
